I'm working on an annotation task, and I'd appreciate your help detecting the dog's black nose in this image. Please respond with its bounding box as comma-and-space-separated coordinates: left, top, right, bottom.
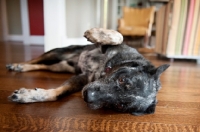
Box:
83, 90, 96, 103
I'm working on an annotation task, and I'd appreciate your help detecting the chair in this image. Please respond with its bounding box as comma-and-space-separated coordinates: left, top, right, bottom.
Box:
118, 6, 155, 47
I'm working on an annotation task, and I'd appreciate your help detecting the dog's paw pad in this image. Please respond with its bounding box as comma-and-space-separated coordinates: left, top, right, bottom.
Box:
10, 94, 18, 100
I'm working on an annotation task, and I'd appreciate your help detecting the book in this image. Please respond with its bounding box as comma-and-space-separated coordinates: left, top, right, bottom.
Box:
162, 0, 173, 55
187, 0, 200, 55
155, 5, 166, 54
192, 13, 200, 56
155, 0, 200, 60
175, 0, 188, 55
182, 0, 195, 55
166, 0, 181, 56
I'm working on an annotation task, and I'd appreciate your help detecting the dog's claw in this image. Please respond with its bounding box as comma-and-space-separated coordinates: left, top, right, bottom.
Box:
14, 90, 18, 93
11, 94, 18, 100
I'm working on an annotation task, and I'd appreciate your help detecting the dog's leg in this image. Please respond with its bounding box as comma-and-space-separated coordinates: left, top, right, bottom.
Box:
6, 49, 62, 70
6, 45, 85, 72
8, 74, 88, 103
6, 60, 75, 73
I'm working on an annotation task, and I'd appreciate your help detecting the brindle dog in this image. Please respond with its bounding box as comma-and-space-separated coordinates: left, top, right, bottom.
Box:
7, 28, 169, 116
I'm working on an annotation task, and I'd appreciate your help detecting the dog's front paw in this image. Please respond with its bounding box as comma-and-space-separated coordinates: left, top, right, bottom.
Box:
8, 88, 38, 103
6, 64, 23, 72
8, 88, 56, 103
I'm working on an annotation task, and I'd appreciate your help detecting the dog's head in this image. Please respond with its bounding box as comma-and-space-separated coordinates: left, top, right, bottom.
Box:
83, 62, 169, 116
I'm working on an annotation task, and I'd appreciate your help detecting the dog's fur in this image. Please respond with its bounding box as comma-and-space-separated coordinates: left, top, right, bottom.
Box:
7, 41, 169, 116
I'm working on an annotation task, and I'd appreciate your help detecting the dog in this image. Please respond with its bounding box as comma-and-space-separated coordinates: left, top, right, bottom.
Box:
7, 28, 169, 116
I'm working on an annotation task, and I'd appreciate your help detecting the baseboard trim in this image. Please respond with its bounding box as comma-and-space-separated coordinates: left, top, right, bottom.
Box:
8, 35, 23, 41
29, 36, 44, 45
7, 35, 44, 45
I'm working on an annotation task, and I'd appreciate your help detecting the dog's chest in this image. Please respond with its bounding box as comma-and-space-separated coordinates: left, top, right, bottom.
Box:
78, 48, 105, 80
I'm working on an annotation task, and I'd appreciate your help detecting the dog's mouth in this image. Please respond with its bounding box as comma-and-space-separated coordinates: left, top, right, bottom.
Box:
87, 102, 104, 110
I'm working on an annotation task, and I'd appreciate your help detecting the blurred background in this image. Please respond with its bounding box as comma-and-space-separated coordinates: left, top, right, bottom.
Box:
0, 0, 166, 50
0, 0, 199, 63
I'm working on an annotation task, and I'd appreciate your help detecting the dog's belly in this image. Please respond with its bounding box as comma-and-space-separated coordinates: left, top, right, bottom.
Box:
78, 48, 105, 81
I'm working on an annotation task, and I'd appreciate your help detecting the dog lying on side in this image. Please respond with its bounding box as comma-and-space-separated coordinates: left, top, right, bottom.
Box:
7, 28, 169, 116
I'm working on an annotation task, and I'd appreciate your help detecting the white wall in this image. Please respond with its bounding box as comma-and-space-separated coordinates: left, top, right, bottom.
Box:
44, 0, 102, 51
107, 0, 118, 30
43, 0, 67, 51
66, 0, 98, 38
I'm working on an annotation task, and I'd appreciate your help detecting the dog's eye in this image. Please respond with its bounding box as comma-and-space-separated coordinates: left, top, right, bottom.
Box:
105, 66, 112, 73
118, 76, 126, 84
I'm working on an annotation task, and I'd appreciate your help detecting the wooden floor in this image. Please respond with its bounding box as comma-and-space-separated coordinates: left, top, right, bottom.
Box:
0, 42, 200, 132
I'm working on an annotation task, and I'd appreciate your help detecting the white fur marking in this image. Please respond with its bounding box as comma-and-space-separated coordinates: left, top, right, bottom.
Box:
9, 88, 57, 103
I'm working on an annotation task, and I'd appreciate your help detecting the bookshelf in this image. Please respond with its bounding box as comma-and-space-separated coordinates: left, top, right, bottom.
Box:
155, 0, 200, 64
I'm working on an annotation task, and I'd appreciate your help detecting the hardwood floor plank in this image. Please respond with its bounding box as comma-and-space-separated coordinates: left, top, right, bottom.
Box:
1, 113, 200, 131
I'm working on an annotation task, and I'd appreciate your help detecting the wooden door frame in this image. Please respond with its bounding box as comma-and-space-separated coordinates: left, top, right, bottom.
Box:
1, 0, 44, 45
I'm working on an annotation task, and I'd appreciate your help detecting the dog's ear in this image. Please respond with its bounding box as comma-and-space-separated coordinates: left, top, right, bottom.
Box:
150, 64, 170, 79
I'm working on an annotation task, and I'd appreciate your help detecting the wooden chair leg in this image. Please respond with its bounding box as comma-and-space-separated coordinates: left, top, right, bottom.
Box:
143, 34, 151, 48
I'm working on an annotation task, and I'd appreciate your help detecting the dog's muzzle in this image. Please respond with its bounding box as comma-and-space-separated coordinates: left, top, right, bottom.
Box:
82, 81, 108, 109
83, 89, 104, 109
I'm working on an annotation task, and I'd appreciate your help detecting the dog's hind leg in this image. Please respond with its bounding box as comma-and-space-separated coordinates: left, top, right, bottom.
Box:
6, 60, 75, 73
6, 48, 65, 70
8, 74, 88, 103
6, 45, 86, 72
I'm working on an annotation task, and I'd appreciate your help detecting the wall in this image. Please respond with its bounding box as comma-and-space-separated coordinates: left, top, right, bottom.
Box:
0, 0, 119, 48
107, 0, 118, 30
44, 0, 100, 51
6, 0, 22, 35
66, 0, 98, 38
0, 0, 44, 44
